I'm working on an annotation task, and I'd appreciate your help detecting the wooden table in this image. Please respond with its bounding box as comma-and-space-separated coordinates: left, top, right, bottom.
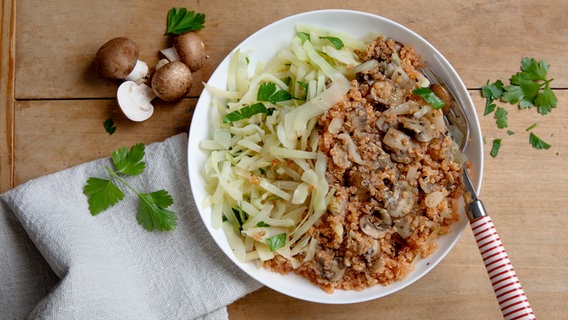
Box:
2, 1, 567, 319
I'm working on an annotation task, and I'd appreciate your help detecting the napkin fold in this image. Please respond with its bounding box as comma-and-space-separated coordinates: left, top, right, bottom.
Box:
0, 133, 261, 319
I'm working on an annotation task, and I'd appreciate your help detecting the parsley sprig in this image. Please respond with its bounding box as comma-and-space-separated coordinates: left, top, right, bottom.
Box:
482, 57, 557, 156
83, 143, 177, 231
484, 57, 557, 115
165, 7, 206, 35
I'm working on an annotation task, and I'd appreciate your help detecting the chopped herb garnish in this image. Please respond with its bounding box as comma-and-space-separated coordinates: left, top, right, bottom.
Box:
223, 103, 269, 123
482, 80, 505, 101
494, 107, 508, 129
256, 221, 270, 227
412, 87, 445, 110
490, 139, 502, 158
525, 123, 537, 131
165, 7, 206, 35
320, 36, 344, 50
266, 233, 286, 251
529, 132, 551, 150
232, 206, 248, 230
103, 118, 116, 135
297, 32, 310, 43
281, 76, 291, 86
257, 82, 292, 104
481, 57, 557, 157
507, 130, 515, 135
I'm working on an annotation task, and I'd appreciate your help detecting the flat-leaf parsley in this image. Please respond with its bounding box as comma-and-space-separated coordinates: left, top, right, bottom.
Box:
165, 7, 206, 35
481, 57, 557, 155
83, 143, 177, 231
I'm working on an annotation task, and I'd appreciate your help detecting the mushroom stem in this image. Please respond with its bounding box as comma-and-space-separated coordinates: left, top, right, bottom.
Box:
124, 60, 150, 84
155, 58, 170, 71
160, 47, 180, 62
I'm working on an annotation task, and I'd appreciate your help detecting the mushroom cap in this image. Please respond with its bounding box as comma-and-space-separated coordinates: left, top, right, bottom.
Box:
172, 32, 206, 72
95, 37, 139, 79
117, 81, 155, 122
151, 61, 193, 102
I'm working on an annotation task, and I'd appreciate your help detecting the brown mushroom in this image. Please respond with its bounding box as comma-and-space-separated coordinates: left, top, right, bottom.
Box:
151, 61, 193, 102
95, 37, 149, 84
172, 32, 207, 72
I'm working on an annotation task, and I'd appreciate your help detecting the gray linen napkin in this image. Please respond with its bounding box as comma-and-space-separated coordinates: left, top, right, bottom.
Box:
0, 133, 261, 320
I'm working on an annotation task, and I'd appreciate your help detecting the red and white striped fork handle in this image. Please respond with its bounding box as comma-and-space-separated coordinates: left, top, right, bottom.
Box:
471, 216, 536, 320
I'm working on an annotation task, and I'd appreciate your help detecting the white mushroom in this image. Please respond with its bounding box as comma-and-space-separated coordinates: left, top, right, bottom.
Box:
151, 61, 193, 102
95, 37, 149, 84
116, 81, 155, 122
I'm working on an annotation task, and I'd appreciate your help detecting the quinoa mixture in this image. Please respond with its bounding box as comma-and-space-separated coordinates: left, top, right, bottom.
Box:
265, 36, 465, 293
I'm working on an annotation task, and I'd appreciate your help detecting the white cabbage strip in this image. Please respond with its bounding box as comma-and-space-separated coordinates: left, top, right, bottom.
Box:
201, 25, 364, 266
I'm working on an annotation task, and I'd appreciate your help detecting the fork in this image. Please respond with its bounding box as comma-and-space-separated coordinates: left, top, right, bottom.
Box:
420, 66, 536, 320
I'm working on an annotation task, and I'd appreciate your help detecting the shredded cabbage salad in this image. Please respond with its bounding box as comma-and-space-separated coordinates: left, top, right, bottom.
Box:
200, 25, 376, 267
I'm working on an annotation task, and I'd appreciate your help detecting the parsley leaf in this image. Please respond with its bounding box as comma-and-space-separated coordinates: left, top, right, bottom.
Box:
501, 84, 524, 105
534, 84, 557, 115
83, 143, 177, 231
266, 233, 287, 251
490, 139, 502, 158
529, 132, 551, 150
482, 80, 504, 101
494, 107, 508, 129
481, 80, 504, 116
83, 177, 125, 215
320, 36, 344, 50
165, 7, 206, 35
257, 82, 292, 104
137, 191, 177, 231
412, 87, 445, 110
112, 143, 146, 176
501, 57, 557, 114
223, 103, 270, 123
103, 118, 116, 135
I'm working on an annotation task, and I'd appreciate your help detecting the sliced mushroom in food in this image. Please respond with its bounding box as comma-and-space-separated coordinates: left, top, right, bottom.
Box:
316, 251, 347, 282
382, 127, 415, 164
400, 116, 436, 142
359, 208, 392, 239
385, 180, 418, 218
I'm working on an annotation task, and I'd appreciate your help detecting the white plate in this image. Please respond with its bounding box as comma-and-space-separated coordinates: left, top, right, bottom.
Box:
188, 9, 483, 304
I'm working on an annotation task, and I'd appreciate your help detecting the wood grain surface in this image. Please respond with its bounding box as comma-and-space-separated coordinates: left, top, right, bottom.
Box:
2, 1, 567, 319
